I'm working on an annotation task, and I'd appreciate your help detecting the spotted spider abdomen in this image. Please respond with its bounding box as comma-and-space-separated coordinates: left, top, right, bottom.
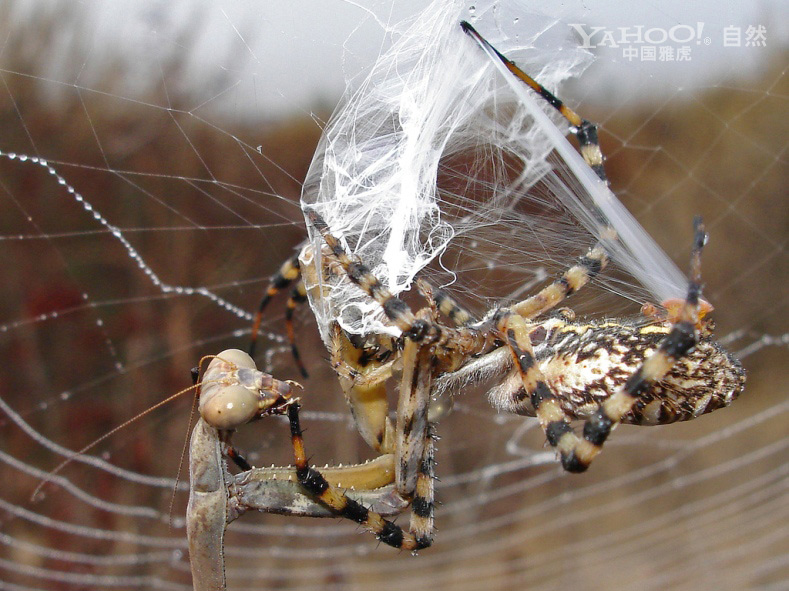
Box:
491, 318, 745, 426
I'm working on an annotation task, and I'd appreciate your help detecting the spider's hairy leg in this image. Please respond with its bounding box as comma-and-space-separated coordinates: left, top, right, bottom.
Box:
394, 335, 437, 545
497, 312, 592, 472
327, 321, 435, 545
411, 423, 436, 548
305, 208, 428, 340
249, 251, 309, 378
461, 21, 617, 321
395, 337, 433, 495
288, 402, 432, 551
433, 287, 475, 327
460, 20, 606, 183
573, 218, 709, 471
249, 252, 300, 355
512, 235, 612, 320
284, 281, 309, 378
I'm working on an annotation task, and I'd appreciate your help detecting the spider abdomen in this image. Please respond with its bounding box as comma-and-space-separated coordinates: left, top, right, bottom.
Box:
489, 318, 745, 426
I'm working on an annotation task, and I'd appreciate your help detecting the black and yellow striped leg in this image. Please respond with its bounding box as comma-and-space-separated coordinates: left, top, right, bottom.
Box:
393, 318, 436, 547
284, 281, 309, 378
497, 312, 591, 472
572, 218, 707, 471
249, 252, 301, 358
433, 288, 475, 327
306, 209, 487, 363
415, 279, 476, 328
395, 337, 433, 496
410, 423, 436, 549
305, 208, 431, 341
288, 402, 432, 552
460, 20, 607, 184
512, 238, 611, 320
462, 21, 618, 321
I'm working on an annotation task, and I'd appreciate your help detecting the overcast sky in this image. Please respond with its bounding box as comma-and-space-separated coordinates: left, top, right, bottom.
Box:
7, 0, 786, 118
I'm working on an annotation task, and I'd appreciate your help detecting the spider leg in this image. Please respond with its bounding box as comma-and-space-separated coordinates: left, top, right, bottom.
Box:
307, 213, 441, 545
496, 311, 591, 472
433, 287, 476, 327
511, 238, 611, 320
284, 281, 309, 378
288, 401, 433, 551
570, 217, 707, 471
328, 326, 436, 545
411, 423, 436, 547
306, 208, 427, 339
461, 20, 606, 183
462, 21, 619, 322
331, 319, 436, 544
395, 336, 432, 496
249, 251, 310, 378
307, 208, 488, 354
249, 252, 300, 357
393, 335, 436, 545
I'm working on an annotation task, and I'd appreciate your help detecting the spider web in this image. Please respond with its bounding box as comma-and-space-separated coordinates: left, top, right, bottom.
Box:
0, 1, 786, 590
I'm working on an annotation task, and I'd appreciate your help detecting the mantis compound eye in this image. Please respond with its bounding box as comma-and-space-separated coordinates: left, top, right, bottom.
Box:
200, 385, 260, 430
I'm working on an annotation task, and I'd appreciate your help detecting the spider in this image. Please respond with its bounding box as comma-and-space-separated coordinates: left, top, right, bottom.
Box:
237, 21, 745, 552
